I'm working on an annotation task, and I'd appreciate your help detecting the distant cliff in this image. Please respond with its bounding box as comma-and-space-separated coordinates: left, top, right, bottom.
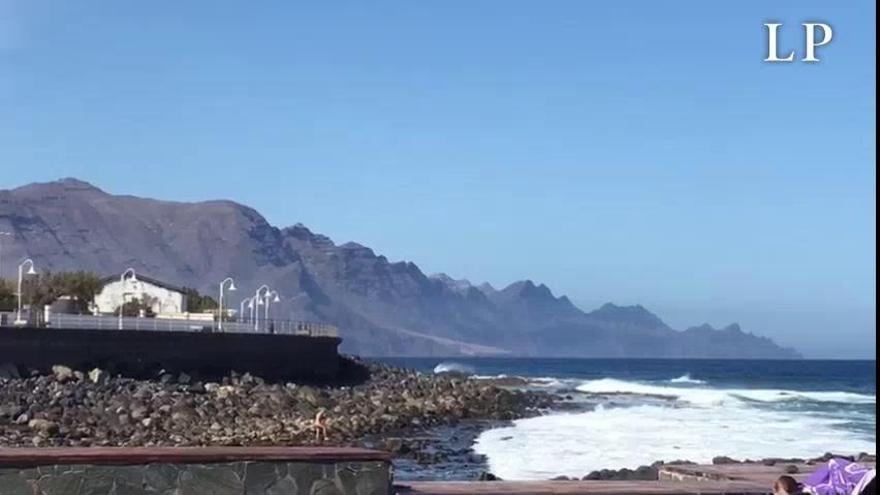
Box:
0, 178, 801, 358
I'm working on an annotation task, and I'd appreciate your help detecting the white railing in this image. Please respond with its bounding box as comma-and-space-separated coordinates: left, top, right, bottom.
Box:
0, 311, 339, 338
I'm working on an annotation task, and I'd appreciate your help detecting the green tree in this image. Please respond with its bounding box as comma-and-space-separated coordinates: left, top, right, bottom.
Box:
183, 287, 218, 313
0, 279, 15, 312
56, 271, 104, 312
114, 297, 156, 317
20, 270, 104, 314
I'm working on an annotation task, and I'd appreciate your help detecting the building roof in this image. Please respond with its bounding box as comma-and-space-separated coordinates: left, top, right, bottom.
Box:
100, 273, 186, 294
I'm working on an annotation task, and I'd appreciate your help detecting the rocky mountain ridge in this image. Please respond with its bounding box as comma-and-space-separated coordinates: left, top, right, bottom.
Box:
0, 178, 801, 358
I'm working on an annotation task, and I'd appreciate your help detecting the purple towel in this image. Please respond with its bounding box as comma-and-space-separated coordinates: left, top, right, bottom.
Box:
802, 458, 874, 495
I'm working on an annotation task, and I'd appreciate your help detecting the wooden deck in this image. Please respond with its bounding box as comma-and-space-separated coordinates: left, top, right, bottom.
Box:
395, 462, 877, 495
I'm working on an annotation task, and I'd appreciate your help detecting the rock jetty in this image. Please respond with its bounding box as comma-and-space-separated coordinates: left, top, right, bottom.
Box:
0, 360, 554, 448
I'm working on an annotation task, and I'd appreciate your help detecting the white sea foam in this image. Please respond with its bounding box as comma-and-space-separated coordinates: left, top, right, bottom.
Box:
473, 403, 876, 480
528, 377, 565, 388
670, 374, 706, 384
474, 377, 876, 480
432, 362, 475, 374
575, 378, 876, 406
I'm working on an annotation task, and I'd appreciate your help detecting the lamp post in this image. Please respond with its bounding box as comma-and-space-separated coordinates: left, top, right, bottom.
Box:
0, 231, 11, 281
252, 285, 269, 331
15, 258, 36, 325
239, 296, 255, 325
263, 290, 280, 331
118, 268, 137, 330
217, 277, 236, 332
247, 297, 257, 328
250, 296, 260, 327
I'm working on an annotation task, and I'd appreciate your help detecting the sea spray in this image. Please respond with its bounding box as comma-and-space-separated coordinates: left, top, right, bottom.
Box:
670, 374, 706, 385
433, 362, 476, 375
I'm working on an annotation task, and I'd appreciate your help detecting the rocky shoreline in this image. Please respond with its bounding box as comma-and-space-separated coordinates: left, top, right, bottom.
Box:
0, 358, 554, 450
540, 452, 878, 482
1, 360, 873, 483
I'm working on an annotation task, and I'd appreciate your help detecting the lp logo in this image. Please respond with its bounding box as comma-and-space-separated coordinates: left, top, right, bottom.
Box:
764, 23, 833, 63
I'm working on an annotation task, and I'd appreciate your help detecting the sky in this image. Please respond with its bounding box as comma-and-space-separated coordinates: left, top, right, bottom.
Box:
0, 1, 875, 358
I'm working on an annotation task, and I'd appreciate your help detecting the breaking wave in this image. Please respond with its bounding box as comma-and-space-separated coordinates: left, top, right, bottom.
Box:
432, 362, 475, 375
474, 377, 876, 480
575, 378, 876, 407
669, 374, 706, 385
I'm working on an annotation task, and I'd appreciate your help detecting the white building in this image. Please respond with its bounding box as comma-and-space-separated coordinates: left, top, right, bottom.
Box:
92, 274, 187, 315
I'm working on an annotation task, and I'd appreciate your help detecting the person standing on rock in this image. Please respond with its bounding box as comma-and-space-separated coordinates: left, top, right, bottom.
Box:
313, 408, 328, 443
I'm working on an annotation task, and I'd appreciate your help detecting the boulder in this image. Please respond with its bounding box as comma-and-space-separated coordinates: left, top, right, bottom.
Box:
633, 466, 659, 480
51, 365, 74, 382
88, 368, 108, 385
130, 404, 150, 420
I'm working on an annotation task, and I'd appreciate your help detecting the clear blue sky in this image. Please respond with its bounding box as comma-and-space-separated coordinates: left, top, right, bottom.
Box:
1, 1, 875, 358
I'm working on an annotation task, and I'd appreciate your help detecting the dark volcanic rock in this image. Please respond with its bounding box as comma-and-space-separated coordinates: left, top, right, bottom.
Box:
474, 376, 531, 387
0, 178, 801, 358
582, 466, 658, 481
809, 453, 857, 464
0, 359, 554, 448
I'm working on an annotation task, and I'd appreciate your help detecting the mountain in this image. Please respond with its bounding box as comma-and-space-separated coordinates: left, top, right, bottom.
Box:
0, 178, 801, 358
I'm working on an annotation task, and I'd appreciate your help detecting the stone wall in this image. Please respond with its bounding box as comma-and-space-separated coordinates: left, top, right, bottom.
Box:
0, 460, 389, 495
0, 447, 391, 495
0, 326, 342, 381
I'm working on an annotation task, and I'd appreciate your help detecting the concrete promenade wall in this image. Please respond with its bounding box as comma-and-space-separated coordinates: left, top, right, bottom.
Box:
0, 447, 391, 495
0, 327, 342, 381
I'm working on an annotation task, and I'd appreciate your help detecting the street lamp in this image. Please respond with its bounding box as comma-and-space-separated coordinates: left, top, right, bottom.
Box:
118, 268, 137, 330
248, 297, 258, 327
239, 296, 255, 325
0, 231, 11, 281
250, 295, 262, 326
217, 277, 236, 332
264, 290, 280, 330
252, 285, 269, 331
15, 258, 36, 325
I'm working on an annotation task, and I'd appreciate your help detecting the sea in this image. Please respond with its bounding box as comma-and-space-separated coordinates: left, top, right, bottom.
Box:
377, 357, 877, 481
